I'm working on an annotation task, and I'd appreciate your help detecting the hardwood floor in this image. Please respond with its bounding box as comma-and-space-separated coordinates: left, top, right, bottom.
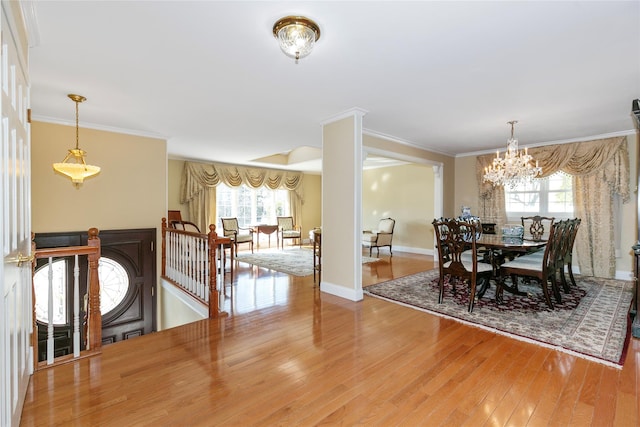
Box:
21, 251, 639, 426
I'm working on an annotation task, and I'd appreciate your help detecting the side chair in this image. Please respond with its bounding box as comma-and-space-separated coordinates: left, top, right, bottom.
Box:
221, 217, 254, 253
432, 218, 492, 312
521, 215, 555, 241
497, 220, 566, 309
277, 216, 302, 249
362, 218, 396, 257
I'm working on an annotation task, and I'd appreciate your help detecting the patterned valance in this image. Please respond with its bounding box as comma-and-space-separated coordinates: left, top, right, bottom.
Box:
180, 161, 304, 204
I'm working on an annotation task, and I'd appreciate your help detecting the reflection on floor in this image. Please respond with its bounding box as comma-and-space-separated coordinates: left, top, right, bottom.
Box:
220, 249, 433, 315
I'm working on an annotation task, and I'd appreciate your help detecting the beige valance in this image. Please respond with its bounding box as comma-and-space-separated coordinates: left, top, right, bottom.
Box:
180, 161, 304, 204
179, 161, 305, 234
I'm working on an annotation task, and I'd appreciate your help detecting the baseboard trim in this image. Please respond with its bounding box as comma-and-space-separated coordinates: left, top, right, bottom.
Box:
320, 280, 364, 302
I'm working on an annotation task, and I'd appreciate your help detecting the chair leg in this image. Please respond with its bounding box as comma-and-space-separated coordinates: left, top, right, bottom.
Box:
369, 247, 372, 257
438, 276, 445, 304
559, 266, 570, 293
468, 279, 477, 312
541, 279, 554, 309
568, 262, 577, 287
550, 275, 562, 304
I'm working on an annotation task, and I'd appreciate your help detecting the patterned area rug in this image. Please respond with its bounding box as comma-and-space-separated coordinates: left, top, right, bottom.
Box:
364, 269, 634, 368
236, 248, 380, 277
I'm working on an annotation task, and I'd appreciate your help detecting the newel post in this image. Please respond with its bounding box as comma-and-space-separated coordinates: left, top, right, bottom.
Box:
208, 224, 221, 318
161, 218, 167, 277
87, 227, 102, 350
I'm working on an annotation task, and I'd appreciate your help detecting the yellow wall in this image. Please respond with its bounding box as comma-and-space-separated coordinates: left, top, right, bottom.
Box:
300, 173, 322, 238
363, 133, 456, 216
453, 135, 639, 277
167, 159, 184, 214
32, 122, 166, 232
362, 164, 434, 252
31, 120, 167, 324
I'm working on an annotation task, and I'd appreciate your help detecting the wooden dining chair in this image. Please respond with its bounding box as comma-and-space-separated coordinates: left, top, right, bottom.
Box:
432, 218, 493, 312
497, 220, 566, 309
521, 215, 555, 241
558, 218, 581, 291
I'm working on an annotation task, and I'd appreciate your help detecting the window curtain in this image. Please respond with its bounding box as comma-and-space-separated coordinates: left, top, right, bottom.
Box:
180, 161, 304, 234
477, 136, 630, 278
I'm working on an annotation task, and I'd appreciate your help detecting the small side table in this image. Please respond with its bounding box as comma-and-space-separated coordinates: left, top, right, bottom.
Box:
311, 229, 321, 284
254, 224, 278, 249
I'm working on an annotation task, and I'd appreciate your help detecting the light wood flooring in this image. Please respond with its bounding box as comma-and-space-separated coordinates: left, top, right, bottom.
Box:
20, 251, 639, 426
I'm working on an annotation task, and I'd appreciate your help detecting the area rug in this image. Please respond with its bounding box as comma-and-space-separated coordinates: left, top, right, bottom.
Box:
236, 248, 380, 277
364, 269, 634, 368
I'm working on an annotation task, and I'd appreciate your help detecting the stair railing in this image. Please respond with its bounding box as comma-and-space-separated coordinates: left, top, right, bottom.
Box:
161, 218, 228, 318
32, 227, 101, 369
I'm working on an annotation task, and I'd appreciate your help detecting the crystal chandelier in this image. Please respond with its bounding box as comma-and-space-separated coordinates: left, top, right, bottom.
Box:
272, 16, 321, 64
482, 121, 542, 189
52, 94, 101, 188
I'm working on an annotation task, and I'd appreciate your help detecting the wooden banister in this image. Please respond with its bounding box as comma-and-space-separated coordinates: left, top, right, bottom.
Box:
162, 218, 228, 318
32, 227, 102, 368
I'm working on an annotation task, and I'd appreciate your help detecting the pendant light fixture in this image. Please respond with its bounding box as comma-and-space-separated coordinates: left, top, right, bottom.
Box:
52, 94, 101, 187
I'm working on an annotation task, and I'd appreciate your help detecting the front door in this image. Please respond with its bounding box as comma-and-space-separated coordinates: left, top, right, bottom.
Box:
33, 228, 156, 358
0, 6, 32, 426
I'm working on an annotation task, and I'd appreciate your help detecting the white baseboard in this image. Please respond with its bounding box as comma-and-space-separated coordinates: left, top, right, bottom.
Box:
320, 280, 364, 302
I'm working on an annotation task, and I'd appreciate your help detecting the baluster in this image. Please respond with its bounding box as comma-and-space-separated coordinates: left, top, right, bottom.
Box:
204, 238, 210, 303
47, 256, 54, 365
73, 254, 80, 357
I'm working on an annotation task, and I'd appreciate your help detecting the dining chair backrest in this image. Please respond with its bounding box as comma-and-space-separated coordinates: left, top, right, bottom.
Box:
521, 215, 555, 241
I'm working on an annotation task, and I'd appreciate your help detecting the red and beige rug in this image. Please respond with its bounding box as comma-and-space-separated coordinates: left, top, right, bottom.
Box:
364, 269, 634, 368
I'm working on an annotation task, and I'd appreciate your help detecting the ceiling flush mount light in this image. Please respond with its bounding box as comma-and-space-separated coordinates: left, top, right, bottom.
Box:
483, 120, 542, 189
273, 16, 320, 64
52, 94, 101, 188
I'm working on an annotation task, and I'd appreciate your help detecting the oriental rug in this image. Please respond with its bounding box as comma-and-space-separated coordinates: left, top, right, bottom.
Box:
364, 269, 634, 368
236, 248, 379, 277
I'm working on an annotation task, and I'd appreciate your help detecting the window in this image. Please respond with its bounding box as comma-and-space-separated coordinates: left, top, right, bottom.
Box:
505, 171, 573, 220
33, 256, 130, 324
216, 184, 289, 227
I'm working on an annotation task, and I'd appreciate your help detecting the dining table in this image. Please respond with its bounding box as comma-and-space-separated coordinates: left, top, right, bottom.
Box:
474, 234, 547, 298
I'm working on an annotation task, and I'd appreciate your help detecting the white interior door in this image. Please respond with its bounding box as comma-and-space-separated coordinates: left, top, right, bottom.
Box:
1, 6, 32, 426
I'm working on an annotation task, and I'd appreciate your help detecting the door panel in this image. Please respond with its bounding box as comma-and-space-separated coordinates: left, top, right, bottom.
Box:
33, 229, 156, 357
1, 6, 32, 425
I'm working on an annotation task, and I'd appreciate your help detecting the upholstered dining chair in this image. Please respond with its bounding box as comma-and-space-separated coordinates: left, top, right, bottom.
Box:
277, 216, 301, 249
497, 220, 566, 309
432, 218, 492, 313
221, 217, 254, 253
362, 218, 396, 257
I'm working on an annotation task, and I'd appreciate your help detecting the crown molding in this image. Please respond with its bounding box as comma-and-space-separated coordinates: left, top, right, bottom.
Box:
457, 129, 638, 158
31, 114, 167, 141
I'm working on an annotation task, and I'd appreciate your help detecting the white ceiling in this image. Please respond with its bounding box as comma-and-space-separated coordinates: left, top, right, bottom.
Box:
28, 1, 640, 173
